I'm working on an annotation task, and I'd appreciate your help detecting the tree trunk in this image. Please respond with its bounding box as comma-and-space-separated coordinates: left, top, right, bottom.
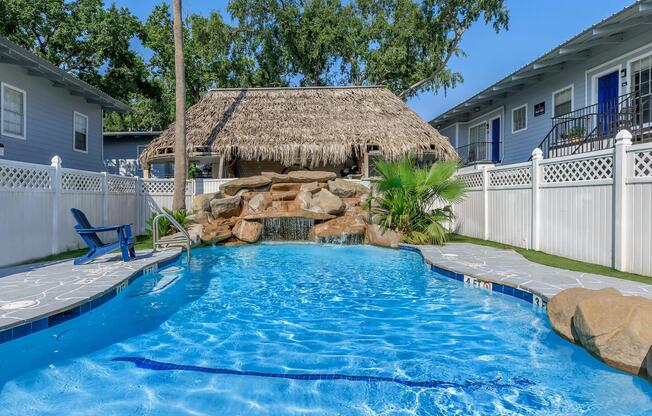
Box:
172, 0, 187, 211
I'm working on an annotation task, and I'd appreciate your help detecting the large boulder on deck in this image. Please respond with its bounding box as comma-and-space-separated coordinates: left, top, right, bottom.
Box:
192, 192, 220, 212
210, 195, 242, 218
312, 189, 344, 215
547, 287, 621, 343
364, 224, 403, 248
222, 176, 271, 195
288, 171, 337, 183
308, 215, 367, 243
573, 293, 652, 375
232, 219, 263, 243
327, 179, 370, 198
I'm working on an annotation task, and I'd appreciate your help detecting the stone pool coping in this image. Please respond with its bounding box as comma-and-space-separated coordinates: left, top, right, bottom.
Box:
0, 249, 181, 344
402, 243, 652, 306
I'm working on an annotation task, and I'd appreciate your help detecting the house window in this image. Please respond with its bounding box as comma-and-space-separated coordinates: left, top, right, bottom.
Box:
468, 122, 488, 161
631, 55, 651, 126
553, 86, 573, 117
512, 105, 527, 133
73, 112, 88, 152
1, 83, 26, 139
151, 161, 174, 178
469, 122, 487, 144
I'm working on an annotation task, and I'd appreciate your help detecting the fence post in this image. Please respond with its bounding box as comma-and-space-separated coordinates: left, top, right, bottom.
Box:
101, 172, 109, 225
50, 156, 62, 255
135, 177, 142, 236
482, 165, 490, 240
531, 148, 543, 251
613, 129, 632, 271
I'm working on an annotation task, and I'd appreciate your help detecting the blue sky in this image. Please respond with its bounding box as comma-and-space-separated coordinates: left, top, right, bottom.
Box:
113, 0, 634, 121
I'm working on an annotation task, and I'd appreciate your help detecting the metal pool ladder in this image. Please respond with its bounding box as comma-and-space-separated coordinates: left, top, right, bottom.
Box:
152, 210, 191, 262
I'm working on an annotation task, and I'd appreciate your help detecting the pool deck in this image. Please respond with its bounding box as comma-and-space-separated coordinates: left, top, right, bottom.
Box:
0, 249, 181, 339
407, 243, 652, 301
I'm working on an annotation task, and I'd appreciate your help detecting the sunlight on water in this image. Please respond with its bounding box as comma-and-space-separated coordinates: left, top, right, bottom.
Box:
0, 244, 650, 415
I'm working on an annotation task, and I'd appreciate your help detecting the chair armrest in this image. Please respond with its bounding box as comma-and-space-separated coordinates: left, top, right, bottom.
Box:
75, 224, 132, 233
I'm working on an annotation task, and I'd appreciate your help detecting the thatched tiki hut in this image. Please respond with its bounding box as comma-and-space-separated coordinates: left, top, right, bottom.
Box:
139, 86, 457, 179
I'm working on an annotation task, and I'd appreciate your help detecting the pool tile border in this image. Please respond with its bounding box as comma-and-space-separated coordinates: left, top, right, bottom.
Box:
400, 245, 548, 310
0, 253, 181, 345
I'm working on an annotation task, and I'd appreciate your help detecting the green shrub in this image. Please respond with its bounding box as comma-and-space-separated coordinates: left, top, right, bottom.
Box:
146, 208, 189, 238
366, 156, 466, 245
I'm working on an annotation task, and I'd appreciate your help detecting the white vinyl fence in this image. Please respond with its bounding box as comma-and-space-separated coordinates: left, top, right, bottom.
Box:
2, 133, 651, 277
0, 156, 231, 267
455, 130, 652, 276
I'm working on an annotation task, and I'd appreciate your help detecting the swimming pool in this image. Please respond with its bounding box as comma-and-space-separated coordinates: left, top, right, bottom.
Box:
0, 244, 650, 415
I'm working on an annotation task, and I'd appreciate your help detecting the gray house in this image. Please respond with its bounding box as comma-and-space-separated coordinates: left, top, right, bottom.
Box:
0, 36, 129, 171
103, 131, 161, 177
432, 0, 652, 165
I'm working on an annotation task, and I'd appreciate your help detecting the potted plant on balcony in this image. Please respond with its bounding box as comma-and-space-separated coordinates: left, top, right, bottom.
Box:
562, 126, 585, 144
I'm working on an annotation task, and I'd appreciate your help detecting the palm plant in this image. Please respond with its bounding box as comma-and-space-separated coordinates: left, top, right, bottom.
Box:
145, 208, 189, 239
367, 156, 465, 245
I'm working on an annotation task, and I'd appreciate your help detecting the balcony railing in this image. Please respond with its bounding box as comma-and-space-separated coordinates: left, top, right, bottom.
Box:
535, 91, 652, 159
456, 141, 498, 165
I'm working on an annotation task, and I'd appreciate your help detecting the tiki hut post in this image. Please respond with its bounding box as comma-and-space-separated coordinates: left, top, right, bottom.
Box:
216, 156, 225, 179
361, 146, 370, 178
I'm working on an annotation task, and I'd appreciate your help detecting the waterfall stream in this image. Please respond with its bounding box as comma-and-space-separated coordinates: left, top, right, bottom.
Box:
261, 217, 315, 241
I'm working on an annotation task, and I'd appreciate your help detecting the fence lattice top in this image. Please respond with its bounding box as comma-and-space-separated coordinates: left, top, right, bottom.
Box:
634, 151, 652, 177
61, 171, 103, 192
141, 180, 175, 194
108, 175, 137, 193
0, 164, 52, 190
542, 156, 613, 183
458, 172, 483, 189
489, 167, 531, 187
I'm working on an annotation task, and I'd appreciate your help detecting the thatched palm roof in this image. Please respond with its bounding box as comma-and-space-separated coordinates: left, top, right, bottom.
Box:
140, 86, 457, 167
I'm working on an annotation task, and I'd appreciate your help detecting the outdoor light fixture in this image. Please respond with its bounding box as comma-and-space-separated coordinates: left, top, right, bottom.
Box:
473, 106, 481, 112
621, 68, 627, 78
0, 144, 4, 157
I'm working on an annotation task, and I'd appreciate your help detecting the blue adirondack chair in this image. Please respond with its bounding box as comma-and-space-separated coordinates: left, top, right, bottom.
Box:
70, 208, 136, 265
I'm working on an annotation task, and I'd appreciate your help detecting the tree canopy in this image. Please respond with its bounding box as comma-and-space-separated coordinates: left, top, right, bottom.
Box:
0, 0, 509, 131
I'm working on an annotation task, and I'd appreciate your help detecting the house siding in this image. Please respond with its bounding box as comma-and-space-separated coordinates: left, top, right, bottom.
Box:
104, 137, 154, 176
439, 28, 652, 164
0, 62, 104, 171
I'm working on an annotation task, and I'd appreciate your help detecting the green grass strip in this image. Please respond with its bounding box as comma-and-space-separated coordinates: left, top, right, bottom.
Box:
18, 236, 153, 266
448, 234, 652, 285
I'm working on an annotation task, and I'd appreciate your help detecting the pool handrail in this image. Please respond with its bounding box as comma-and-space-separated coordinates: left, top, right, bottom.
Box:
152, 210, 191, 262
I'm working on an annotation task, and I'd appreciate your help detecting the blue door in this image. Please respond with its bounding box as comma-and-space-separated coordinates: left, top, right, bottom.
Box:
491, 118, 500, 162
597, 71, 619, 134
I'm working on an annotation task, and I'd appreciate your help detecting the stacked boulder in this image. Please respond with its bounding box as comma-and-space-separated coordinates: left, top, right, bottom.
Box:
548, 288, 652, 384
185, 171, 403, 248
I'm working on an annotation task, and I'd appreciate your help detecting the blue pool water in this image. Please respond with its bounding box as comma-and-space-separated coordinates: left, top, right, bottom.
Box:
0, 244, 651, 415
